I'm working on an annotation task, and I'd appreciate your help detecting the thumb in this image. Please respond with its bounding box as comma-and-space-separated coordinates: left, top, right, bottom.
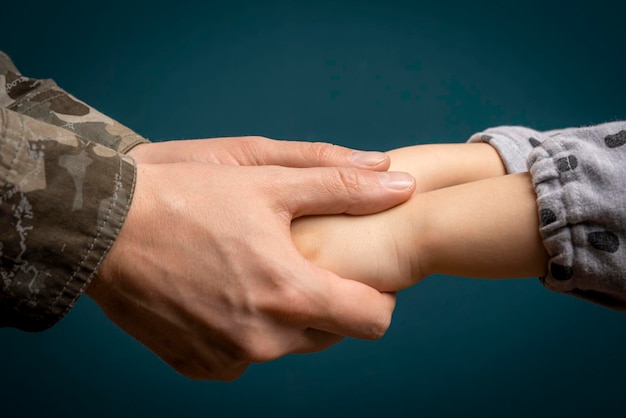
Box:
269, 166, 416, 218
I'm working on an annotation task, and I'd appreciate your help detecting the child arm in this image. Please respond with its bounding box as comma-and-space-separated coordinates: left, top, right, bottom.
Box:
386, 142, 507, 192
292, 171, 547, 292
295, 121, 626, 311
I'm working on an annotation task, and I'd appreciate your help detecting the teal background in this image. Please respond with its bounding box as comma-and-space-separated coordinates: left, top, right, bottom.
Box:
2, 1, 626, 417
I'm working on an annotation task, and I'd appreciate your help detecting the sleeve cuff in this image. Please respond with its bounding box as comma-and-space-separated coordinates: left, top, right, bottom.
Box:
468, 125, 546, 174
527, 123, 626, 310
0, 109, 136, 330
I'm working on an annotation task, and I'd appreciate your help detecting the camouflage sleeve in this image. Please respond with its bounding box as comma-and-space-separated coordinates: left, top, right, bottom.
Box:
1, 107, 136, 331
0, 51, 149, 154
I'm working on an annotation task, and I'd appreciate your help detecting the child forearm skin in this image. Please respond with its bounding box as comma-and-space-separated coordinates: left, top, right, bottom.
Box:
414, 173, 548, 281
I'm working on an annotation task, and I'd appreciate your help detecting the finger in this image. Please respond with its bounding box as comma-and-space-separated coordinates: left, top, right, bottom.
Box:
269, 166, 415, 217
244, 328, 344, 361
302, 263, 397, 340
127, 136, 392, 169
291, 329, 344, 354
215, 136, 392, 170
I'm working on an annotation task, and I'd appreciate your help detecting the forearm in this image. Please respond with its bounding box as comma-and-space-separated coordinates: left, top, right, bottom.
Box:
411, 172, 548, 279
386, 143, 545, 278
387, 142, 506, 192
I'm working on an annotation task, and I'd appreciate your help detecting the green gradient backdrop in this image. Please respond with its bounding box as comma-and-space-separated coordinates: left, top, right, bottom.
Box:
2, 1, 626, 417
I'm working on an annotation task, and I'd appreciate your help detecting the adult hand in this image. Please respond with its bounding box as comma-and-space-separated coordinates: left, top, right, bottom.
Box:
88, 140, 415, 381
126, 135, 393, 170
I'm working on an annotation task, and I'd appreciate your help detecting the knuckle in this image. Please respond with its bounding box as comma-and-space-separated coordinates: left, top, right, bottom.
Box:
234, 135, 257, 149
240, 136, 273, 164
258, 283, 308, 324
227, 286, 308, 363
242, 135, 270, 146
335, 167, 364, 195
278, 284, 306, 312
245, 346, 279, 363
310, 142, 340, 163
275, 285, 311, 323
232, 341, 258, 362
235, 335, 284, 363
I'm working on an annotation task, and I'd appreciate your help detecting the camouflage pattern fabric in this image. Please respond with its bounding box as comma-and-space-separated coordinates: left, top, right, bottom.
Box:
0, 51, 141, 331
0, 51, 149, 154
0, 107, 136, 331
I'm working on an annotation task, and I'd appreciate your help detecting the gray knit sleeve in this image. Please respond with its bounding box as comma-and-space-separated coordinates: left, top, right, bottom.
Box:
470, 122, 626, 310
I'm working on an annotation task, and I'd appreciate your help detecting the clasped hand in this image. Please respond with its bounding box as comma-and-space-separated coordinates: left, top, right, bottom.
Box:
89, 136, 415, 380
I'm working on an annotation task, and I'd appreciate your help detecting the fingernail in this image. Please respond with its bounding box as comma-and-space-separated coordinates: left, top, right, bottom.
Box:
377, 172, 415, 190
349, 151, 388, 167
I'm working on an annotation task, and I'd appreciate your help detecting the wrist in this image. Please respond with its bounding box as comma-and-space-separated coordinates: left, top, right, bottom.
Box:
406, 194, 436, 280
90, 162, 155, 296
126, 142, 155, 164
